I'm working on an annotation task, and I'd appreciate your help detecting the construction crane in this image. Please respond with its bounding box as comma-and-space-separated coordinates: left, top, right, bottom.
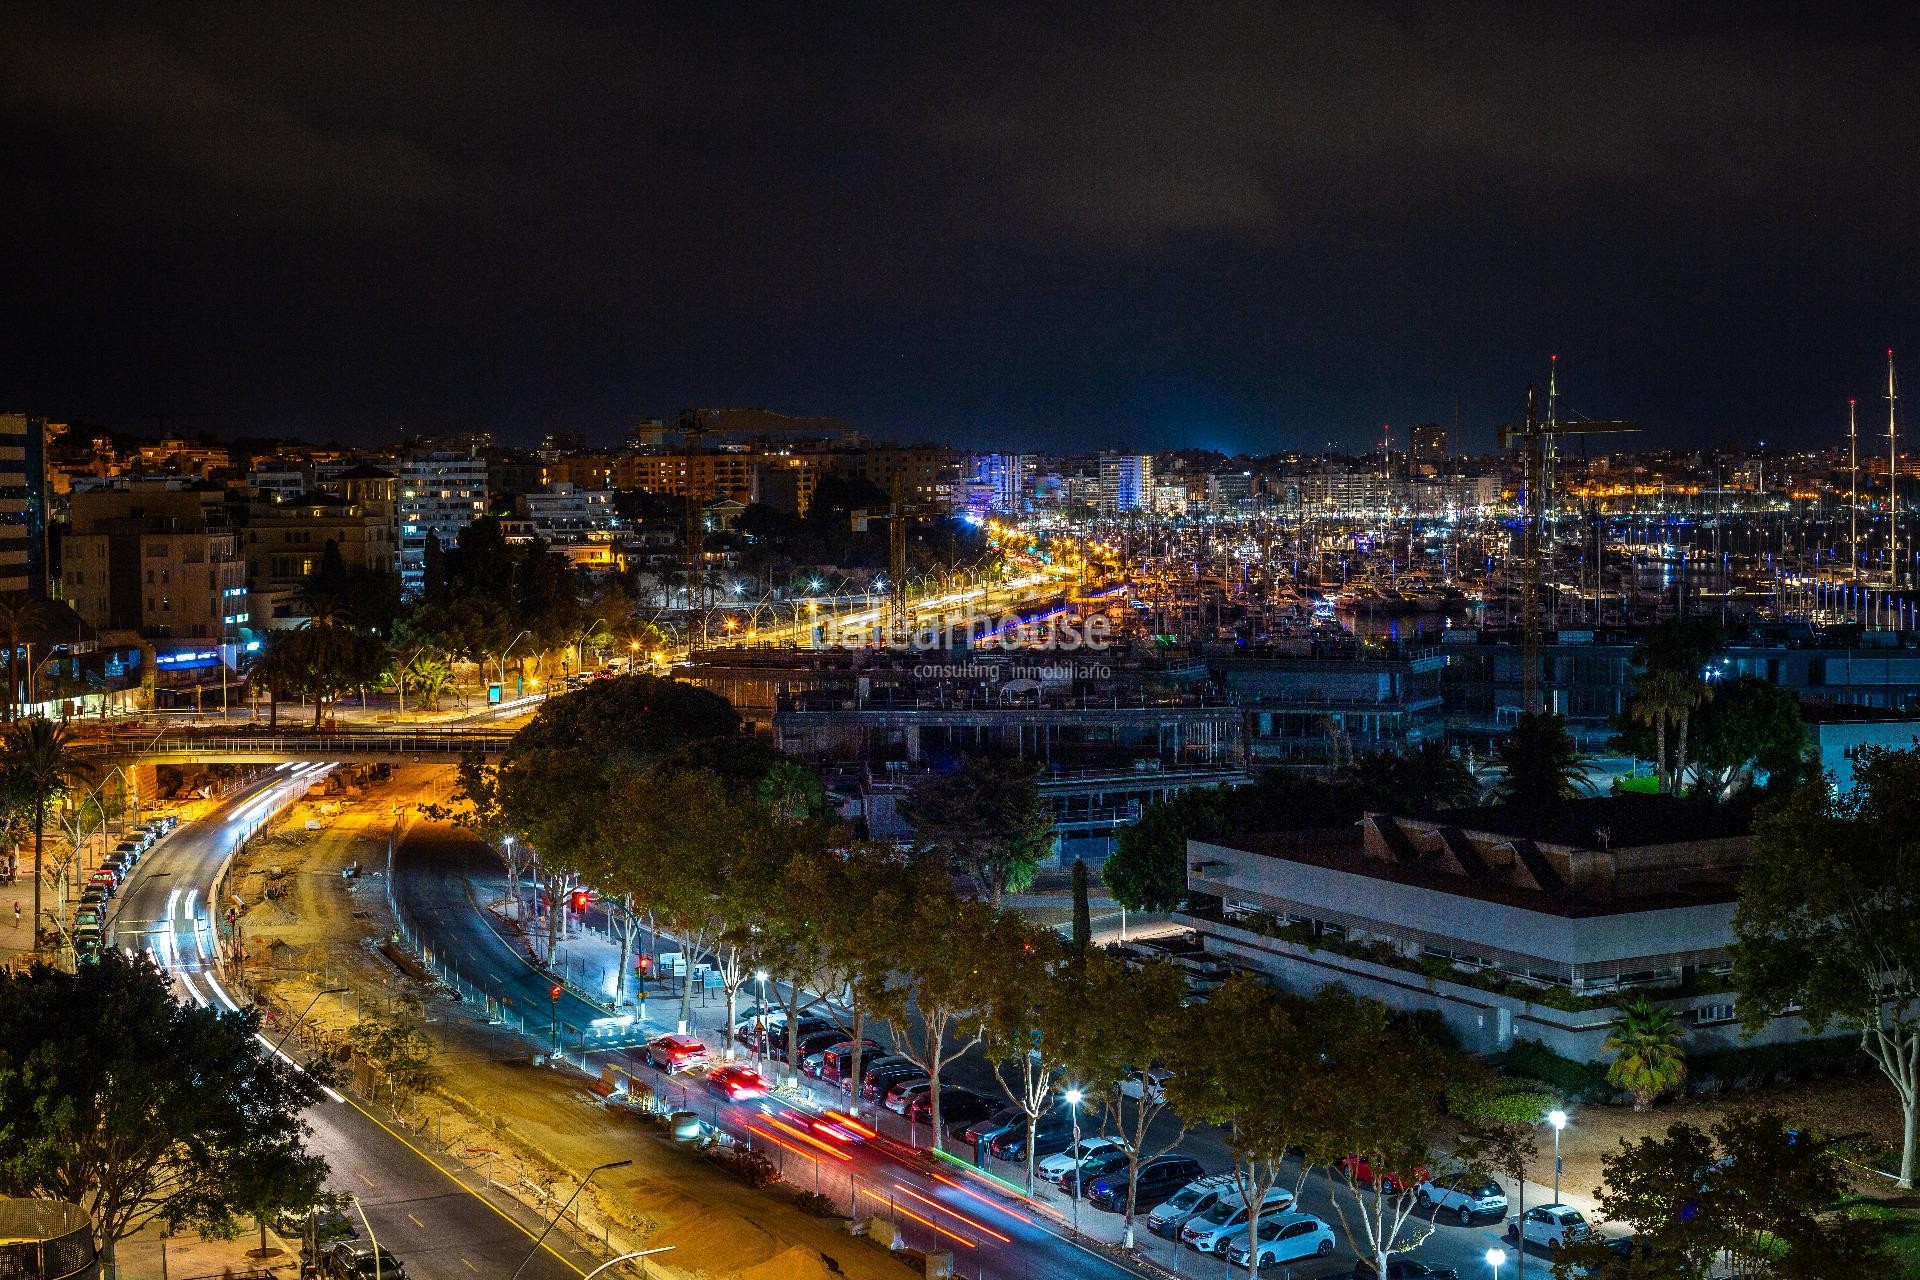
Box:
1499, 358, 1638, 715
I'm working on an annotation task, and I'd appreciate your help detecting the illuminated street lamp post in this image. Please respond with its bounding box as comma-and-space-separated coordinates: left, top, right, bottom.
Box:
1063, 1087, 1083, 1237
754, 969, 769, 1067
1486, 1246, 1507, 1280
1549, 1108, 1568, 1206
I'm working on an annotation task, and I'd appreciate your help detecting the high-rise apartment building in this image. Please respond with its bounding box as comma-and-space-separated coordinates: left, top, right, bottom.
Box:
1098, 454, 1154, 514
63, 487, 247, 638
0, 414, 49, 596
1411, 423, 1448, 473
398, 452, 488, 595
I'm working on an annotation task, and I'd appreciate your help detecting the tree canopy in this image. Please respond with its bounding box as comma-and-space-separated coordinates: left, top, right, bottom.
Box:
0, 954, 328, 1267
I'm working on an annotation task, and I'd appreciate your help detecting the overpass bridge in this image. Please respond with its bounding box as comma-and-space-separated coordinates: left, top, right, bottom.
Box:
75, 727, 515, 766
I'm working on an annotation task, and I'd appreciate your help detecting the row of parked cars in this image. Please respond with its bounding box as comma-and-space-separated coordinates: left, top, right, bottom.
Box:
72, 815, 179, 958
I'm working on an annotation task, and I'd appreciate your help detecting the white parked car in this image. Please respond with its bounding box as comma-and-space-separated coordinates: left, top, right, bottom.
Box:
1035, 1136, 1124, 1182
1146, 1173, 1239, 1239
1226, 1212, 1336, 1268
1118, 1066, 1174, 1102
1507, 1203, 1591, 1251
1416, 1173, 1509, 1224
1178, 1185, 1296, 1253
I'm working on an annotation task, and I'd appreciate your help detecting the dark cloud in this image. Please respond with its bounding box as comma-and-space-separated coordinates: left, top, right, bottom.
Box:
0, 2, 1916, 451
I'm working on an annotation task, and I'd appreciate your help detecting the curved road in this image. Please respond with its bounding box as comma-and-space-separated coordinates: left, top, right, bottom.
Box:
104, 771, 592, 1280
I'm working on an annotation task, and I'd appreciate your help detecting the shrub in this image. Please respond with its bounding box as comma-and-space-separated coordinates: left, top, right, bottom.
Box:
793, 1191, 838, 1217
704, 1143, 780, 1188
1499, 1038, 1611, 1102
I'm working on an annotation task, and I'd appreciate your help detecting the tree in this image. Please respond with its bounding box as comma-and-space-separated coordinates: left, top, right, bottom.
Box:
1629, 668, 1688, 793
1056, 953, 1195, 1249
1070, 858, 1092, 957
1103, 787, 1223, 913
1493, 712, 1590, 808
0, 954, 328, 1272
807, 842, 913, 1116
1169, 978, 1343, 1279
1339, 740, 1480, 812
1683, 677, 1809, 795
0, 591, 47, 720
248, 631, 298, 729
1604, 997, 1688, 1111
4, 716, 95, 956
1552, 1111, 1877, 1279
902, 755, 1055, 907
1732, 747, 1920, 1186
977, 922, 1070, 1192
1318, 993, 1454, 1279
872, 877, 996, 1146
1449, 1074, 1547, 1278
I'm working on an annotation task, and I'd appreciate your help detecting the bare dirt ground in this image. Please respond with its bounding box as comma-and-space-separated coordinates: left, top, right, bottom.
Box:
1551, 1070, 1908, 1206
231, 765, 915, 1280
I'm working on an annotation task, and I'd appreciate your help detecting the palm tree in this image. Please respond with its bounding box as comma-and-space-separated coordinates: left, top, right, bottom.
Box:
1492, 711, 1591, 809
1630, 668, 1688, 792
5, 716, 96, 956
408, 656, 455, 711
1670, 675, 1712, 795
0, 592, 48, 722
1604, 996, 1688, 1111
249, 632, 297, 729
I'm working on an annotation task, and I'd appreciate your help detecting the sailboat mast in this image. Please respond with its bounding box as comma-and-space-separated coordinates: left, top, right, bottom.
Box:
1890, 350, 1901, 590
1850, 398, 1860, 582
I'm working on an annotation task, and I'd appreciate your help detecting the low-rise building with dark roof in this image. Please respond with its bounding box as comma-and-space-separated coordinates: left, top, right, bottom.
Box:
1181, 795, 1828, 1059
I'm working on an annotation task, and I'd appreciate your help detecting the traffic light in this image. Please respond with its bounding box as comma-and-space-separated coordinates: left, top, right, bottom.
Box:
635, 954, 653, 977
549, 983, 563, 1003
569, 888, 590, 913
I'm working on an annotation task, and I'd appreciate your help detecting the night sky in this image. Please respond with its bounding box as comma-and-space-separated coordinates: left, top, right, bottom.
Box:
3, 3, 1918, 455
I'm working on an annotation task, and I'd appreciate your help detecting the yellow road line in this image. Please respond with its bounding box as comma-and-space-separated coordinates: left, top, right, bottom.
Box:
339, 1093, 586, 1277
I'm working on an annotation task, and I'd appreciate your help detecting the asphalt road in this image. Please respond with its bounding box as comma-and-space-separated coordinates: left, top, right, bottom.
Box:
105, 772, 591, 1280
395, 824, 1158, 1280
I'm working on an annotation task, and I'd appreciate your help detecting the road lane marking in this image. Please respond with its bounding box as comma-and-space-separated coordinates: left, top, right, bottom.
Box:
407, 1214, 424, 1229
177, 972, 208, 1006
461, 1260, 477, 1272
358, 1172, 375, 1188
335, 1094, 587, 1276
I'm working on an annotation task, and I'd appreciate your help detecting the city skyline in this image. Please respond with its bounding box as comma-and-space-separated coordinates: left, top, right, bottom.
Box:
4, 7, 1918, 452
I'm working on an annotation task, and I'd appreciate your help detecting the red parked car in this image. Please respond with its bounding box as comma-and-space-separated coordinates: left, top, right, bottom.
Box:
1338, 1155, 1427, 1196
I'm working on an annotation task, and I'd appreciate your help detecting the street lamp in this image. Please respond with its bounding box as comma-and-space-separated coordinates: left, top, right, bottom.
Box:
1063, 1087, 1083, 1237
1486, 1246, 1507, 1280
753, 969, 769, 1067
1548, 1108, 1568, 1206
510, 1158, 632, 1280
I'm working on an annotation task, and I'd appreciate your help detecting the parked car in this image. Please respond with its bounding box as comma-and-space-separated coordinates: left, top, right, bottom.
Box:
1507, 1203, 1591, 1251
1058, 1145, 1133, 1196
1351, 1255, 1461, 1279
1118, 1066, 1174, 1102
862, 1061, 928, 1103
1179, 1186, 1297, 1253
792, 1026, 848, 1059
1339, 1154, 1426, 1195
642, 1033, 710, 1073
87, 870, 118, 895
989, 1109, 1080, 1162
1227, 1211, 1337, 1269
1416, 1173, 1508, 1224
854, 1055, 914, 1089
706, 1064, 772, 1101
319, 1242, 405, 1280
882, 1076, 932, 1114
1036, 1135, 1125, 1183
958, 1103, 1027, 1147
1086, 1154, 1206, 1213
74, 910, 100, 930
802, 1039, 883, 1085
911, 1087, 997, 1129
1146, 1173, 1240, 1239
